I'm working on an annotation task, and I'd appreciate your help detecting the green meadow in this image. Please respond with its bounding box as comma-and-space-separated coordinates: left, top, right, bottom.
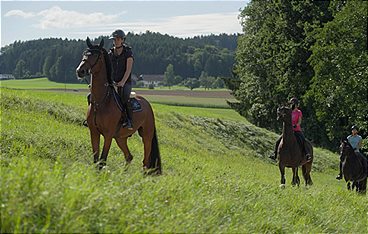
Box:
0, 86, 367, 233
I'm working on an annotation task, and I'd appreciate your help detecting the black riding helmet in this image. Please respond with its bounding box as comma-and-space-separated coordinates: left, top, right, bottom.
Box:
351, 125, 359, 131
289, 97, 299, 105
109, 29, 126, 39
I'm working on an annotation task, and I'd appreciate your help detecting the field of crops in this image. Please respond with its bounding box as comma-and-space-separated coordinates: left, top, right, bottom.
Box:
0, 83, 367, 232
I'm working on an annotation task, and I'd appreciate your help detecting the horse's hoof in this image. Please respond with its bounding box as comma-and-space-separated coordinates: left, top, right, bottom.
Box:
126, 154, 133, 163
143, 166, 161, 176
279, 184, 286, 189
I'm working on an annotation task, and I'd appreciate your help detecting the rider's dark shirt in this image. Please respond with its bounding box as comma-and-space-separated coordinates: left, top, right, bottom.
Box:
108, 45, 133, 83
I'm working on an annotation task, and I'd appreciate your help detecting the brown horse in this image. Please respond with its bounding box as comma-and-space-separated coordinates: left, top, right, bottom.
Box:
76, 38, 161, 174
276, 106, 313, 187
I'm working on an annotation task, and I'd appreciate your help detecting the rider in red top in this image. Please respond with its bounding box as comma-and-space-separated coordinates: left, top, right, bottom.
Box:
270, 97, 311, 162
292, 108, 302, 132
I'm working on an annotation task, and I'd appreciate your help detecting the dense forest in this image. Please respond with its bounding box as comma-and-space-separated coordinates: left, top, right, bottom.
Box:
0, 32, 236, 83
229, 0, 367, 150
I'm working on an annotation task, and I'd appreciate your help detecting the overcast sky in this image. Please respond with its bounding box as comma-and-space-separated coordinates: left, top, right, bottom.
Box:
1, 0, 249, 47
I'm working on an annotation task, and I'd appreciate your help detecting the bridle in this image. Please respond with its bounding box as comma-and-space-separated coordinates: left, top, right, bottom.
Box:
82, 49, 102, 72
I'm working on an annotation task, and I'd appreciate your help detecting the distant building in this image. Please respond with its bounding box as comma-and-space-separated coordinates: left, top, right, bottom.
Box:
140, 74, 164, 87
0, 74, 15, 80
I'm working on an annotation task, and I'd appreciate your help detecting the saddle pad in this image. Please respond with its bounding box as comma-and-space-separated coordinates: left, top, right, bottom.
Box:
130, 98, 142, 113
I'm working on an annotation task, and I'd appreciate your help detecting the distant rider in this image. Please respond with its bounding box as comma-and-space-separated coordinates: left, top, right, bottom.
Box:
270, 97, 312, 162
336, 125, 363, 180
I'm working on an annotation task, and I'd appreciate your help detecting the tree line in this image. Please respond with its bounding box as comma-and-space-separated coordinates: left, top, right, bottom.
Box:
229, 0, 367, 150
0, 32, 236, 84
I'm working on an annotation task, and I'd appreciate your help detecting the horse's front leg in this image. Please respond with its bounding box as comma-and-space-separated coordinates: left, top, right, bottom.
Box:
115, 137, 133, 164
279, 163, 286, 188
90, 130, 100, 163
98, 135, 113, 169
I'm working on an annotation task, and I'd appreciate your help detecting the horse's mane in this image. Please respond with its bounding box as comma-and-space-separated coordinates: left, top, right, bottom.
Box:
88, 45, 113, 85
101, 48, 113, 85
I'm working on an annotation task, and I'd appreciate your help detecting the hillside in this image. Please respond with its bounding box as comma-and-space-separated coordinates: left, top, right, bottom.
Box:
0, 88, 366, 233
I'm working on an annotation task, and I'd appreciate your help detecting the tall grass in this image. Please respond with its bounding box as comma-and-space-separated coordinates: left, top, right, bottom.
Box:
1, 88, 366, 233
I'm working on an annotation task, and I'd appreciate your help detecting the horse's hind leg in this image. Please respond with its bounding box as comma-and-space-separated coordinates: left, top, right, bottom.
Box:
292, 167, 300, 187
302, 163, 313, 186
115, 137, 133, 163
347, 182, 351, 190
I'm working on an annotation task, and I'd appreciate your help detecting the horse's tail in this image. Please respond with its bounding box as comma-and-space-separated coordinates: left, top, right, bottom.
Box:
149, 127, 162, 174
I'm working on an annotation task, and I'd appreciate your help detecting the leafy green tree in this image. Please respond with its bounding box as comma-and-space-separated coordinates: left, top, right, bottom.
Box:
43, 56, 53, 78
184, 78, 200, 90
174, 75, 183, 85
163, 64, 175, 88
306, 0, 368, 144
13, 59, 28, 79
232, 0, 332, 132
212, 77, 225, 89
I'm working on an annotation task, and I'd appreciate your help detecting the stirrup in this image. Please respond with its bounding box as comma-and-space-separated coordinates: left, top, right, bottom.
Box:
82, 120, 88, 127
305, 154, 312, 162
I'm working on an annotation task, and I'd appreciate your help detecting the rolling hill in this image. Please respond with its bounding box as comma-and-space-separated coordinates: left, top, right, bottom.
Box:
0, 88, 366, 233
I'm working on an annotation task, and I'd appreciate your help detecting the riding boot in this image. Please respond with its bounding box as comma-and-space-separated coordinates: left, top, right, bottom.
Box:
336, 161, 343, 180
269, 136, 281, 160
304, 143, 312, 162
125, 102, 133, 130
82, 93, 91, 127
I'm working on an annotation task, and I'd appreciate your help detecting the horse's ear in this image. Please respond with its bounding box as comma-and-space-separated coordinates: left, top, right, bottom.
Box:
99, 39, 104, 49
86, 37, 93, 48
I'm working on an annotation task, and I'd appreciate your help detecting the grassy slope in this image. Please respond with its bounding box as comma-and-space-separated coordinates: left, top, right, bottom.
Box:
0, 88, 366, 233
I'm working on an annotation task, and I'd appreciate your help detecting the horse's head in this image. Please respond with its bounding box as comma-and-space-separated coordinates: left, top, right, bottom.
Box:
340, 138, 354, 158
277, 106, 292, 121
76, 37, 104, 79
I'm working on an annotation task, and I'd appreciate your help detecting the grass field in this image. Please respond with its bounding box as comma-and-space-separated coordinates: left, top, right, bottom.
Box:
0, 87, 367, 233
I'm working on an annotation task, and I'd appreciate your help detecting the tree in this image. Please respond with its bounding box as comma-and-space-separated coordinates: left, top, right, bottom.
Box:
43, 56, 53, 78
184, 78, 200, 90
163, 64, 175, 88
13, 59, 28, 79
306, 0, 368, 145
212, 77, 225, 89
232, 0, 332, 132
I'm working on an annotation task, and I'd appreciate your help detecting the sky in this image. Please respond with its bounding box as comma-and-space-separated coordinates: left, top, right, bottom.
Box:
1, 0, 249, 47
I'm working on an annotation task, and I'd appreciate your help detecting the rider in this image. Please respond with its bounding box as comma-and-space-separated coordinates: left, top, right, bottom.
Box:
270, 97, 312, 162
109, 29, 134, 130
336, 125, 363, 180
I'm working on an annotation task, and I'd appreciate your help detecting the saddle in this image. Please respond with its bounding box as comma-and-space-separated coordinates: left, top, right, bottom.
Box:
112, 88, 142, 113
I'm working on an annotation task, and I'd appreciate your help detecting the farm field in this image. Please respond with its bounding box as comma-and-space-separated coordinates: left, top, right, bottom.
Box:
0, 78, 235, 108
0, 88, 367, 233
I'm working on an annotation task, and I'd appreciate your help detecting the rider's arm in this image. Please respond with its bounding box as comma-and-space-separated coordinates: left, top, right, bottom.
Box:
297, 115, 302, 127
357, 137, 362, 150
118, 57, 133, 87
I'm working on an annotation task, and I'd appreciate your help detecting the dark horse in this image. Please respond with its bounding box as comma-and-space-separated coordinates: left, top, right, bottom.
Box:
76, 38, 161, 174
340, 139, 367, 194
276, 106, 313, 187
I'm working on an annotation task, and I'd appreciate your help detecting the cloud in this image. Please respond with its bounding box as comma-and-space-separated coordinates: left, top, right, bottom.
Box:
102, 12, 242, 38
37, 6, 122, 29
156, 12, 242, 37
4, 10, 36, 18
5, 6, 122, 29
